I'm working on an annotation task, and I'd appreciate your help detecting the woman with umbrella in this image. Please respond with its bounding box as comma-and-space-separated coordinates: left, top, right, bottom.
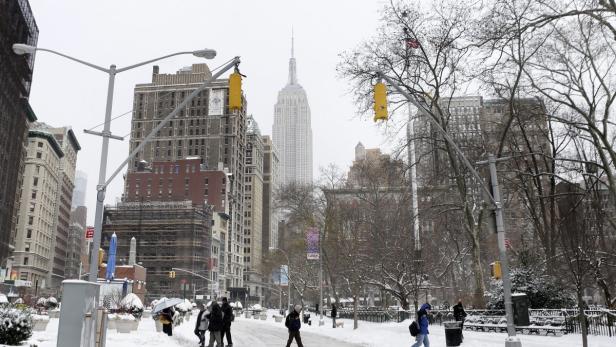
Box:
153, 297, 183, 336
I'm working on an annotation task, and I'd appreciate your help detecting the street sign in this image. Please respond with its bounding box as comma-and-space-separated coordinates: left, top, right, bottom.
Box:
14, 280, 32, 287
196, 295, 204, 300
86, 226, 94, 240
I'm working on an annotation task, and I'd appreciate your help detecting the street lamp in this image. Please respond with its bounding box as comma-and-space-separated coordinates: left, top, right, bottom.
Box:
13, 43, 216, 284
270, 247, 291, 314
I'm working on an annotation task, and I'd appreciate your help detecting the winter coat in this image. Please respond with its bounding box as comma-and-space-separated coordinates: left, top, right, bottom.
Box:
206, 304, 224, 332
453, 303, 466, 321
195, 310, 209, 332
160, 308, 173, 325
417, 303, 430, 335
331, 305, 337, 318
285, 310, 301, 331
221, 302, 233, 327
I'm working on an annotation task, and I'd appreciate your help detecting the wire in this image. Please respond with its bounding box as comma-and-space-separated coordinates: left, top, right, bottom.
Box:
86, 109, 133, 131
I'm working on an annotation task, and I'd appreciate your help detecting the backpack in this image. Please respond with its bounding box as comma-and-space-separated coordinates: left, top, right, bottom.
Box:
409, 320, 420, 337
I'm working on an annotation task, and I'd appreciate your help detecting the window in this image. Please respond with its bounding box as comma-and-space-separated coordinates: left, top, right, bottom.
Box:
26, 229, 32, 238
35, 165, 40, 174
36, 152, 42, 159
28, 216, 34, 225
33, 177, 38, 186
24, 243, 30, 252
31, 191, 36, 199
23, 257, 29, 265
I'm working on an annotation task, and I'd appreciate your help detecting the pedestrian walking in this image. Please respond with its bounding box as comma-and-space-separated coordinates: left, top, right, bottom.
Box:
285, 304, 304, 347
160, 307, 174, 336
331, 303, 337, 328
221, 297, 234, 347
194, 303, 210, 347
411, 303, 431, 347
453, 299, 467, 339
206, 302, 224, 347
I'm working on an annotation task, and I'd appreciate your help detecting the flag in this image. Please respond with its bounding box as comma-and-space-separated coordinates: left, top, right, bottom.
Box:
406, 37, 420, 49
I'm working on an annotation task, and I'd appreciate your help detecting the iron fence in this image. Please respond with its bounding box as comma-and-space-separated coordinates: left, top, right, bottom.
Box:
333, 308, 616, 337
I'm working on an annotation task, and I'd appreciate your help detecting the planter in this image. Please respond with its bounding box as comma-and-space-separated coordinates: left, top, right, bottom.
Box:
274, 315, 284, 323
32, 319, 49, 331
142, 310, 151, 319
155, 320, 163, 332
49, 310, 60, 318
107, 319, 116, 330
260, 313, 267, 320
131, 320, 139, 331
116, 320, 133, 333
244, 311, 252, 319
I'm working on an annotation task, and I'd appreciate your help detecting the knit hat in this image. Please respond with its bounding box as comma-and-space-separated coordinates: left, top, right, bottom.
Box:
294, 304, 302, 312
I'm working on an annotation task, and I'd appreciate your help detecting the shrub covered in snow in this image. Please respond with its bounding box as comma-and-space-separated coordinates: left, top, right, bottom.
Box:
0, 305, 33, 345
120, 293, 143, 319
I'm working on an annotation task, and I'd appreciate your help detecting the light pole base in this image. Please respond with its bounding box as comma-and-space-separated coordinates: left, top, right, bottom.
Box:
505, 337, 522, 347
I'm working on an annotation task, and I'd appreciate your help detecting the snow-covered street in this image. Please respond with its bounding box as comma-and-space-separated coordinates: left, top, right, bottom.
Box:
26, 310, 615, 347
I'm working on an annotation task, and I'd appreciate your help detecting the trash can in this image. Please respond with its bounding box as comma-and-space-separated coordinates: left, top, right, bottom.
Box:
512, 293, 530, 326
303, 313, 311, 324
444, 321, 462, 346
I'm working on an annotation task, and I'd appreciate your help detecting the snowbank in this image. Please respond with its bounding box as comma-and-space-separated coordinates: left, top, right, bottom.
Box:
121, 293, 144, 310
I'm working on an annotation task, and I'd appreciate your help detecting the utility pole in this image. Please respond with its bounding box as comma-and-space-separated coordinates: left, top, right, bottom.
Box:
319, 229, 324, 324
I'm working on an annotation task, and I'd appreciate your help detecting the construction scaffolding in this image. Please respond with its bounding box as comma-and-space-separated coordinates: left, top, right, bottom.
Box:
101, 201, 213, 302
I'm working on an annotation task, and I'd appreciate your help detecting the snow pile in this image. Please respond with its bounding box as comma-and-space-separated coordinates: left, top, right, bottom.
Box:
250, 304, 263, 311
117, 314, 136, 321
230, 301, 243, 309
174, 299, 192, 312
0, 294, 8, 304
0, 305, 33, 345
36, 297, 46, 307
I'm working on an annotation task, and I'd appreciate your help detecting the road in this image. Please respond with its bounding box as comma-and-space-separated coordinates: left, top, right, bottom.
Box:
223, 318, 365, 347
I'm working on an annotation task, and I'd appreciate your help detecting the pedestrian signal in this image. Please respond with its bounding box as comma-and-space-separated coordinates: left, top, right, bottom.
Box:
373, 82, 388, 121
490, 261, 502, 280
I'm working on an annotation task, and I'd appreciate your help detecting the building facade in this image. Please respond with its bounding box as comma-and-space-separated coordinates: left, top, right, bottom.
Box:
272, 39, 313, 186
0, 0, 38, 268
65, 206, 86, 281
12, 129, 64, 292
244, 117, 264, 304
102, 201, 212, 302
262, 135, 280, 251
127, 64, 247, 290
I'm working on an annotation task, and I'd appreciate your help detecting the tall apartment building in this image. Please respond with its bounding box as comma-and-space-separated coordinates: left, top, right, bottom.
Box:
65, 206, 86, 280
42, 125, 80, 290
244, 117, 264, 304
127, 64, 247, 291
262, 135, 280, 251
0, 0, 38, 269
272, 39, 313, 186
12, 129, 63, 291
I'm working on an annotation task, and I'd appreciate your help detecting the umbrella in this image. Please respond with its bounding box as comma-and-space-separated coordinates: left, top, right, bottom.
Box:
153, 298, 183, 313
105, 233, 117, 281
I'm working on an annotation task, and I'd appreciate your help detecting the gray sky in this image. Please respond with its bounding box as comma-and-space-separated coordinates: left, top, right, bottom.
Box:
27, 0, 391, 225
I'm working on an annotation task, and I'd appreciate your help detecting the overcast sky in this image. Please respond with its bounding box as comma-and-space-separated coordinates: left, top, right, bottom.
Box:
27, 0, 392, 225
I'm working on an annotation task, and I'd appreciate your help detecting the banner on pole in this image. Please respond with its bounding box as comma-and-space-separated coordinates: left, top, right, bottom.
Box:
86, 226, 94, 240
279, 265, 289, 285
306, 227, 320, 260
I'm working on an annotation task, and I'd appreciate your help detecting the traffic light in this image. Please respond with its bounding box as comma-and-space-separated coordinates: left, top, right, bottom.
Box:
229, 69, 242, 111
373, 81, 388, 121
98, 248, 104, 266
169, 271, 176, 279
490, 261, 502, 280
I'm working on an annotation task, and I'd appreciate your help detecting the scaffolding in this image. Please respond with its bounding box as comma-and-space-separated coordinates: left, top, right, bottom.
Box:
102, 201, 213, 302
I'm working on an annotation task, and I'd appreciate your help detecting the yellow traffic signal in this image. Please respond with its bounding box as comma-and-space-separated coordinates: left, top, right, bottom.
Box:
373, 82, 388, 121
168, 271, 176, 279
229, 70, 242, 111
490, 261, 502, 280
98, 248, 105, 266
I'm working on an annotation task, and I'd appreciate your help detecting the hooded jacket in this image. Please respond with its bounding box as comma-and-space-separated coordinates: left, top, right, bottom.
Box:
416, 303, 431, 335
206, 303, 224, 332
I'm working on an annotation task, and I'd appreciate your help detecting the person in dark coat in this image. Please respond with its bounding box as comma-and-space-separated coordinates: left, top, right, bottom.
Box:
206, 302, 224, 347
411, 303, 431, 347
331, 303, 338, 328
453, 299, 467, 337
285, 304, 304, 347
160, 307, 174, 336
221, 297, 234, 347
194, 303, 209, 347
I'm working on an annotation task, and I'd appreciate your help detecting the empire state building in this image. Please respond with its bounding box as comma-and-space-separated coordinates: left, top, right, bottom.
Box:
272, 37, 313, 186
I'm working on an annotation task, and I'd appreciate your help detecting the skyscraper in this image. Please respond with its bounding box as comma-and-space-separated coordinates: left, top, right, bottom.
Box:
72, 170, 87, 208
0, 0, 38, 269
272, 35, 313, 186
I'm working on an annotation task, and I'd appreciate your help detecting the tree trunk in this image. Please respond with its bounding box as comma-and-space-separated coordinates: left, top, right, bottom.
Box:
470, 231, 486, 308
577, 289, 588, 347
353, 294, 359, 330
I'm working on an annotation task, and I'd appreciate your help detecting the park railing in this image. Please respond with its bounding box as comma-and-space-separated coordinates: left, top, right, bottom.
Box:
331, 307, 616, 337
